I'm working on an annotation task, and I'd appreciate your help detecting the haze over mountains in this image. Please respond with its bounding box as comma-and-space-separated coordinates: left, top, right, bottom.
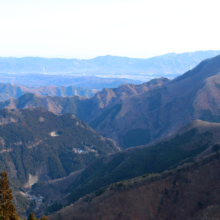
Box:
0, 74, 141, 89
1, 50, 220, 81
1, 51, 220, 219
0, 83, 98, 102
2, 54, 220, 149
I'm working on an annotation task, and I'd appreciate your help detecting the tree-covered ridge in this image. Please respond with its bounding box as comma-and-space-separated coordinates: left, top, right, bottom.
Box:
49, 152, 220, 220
33, 120, 220, 215
0, 108, 119, 188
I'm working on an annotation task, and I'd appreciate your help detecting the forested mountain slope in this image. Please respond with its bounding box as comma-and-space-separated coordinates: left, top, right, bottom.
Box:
2, 54, 220, 149
30, 120, 220, 215
50, 152, 220, 220
0, 108, 119, 188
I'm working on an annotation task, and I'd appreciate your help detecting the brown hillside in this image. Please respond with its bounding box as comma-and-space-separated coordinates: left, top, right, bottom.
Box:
31, 120, 220, 217
2, 55, 220, 149
92, 55, 220, 148
0, 78, 170, 125
49, 153, 220, 220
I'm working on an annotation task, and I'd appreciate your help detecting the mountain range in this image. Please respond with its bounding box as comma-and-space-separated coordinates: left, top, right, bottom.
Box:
0, 74, 141, 89
1, 51, 220, 81
90, 54, 220, 148
0, 108, 120, 216
1, 53, 220, 218
34, 119, 220, 218
2, 55, 220, 149
0, 83, 98, 102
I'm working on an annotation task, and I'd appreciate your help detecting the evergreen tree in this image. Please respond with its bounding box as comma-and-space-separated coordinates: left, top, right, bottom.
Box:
27, 213, 36, 220
28, 213, 48, 220
0, 167, 20, 220
39, 216, 48, 220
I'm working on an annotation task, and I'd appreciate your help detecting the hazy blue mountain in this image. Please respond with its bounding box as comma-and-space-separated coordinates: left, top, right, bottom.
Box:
0, 83, 98, 101
0, 50, 220, 81
0, 74, 141, 89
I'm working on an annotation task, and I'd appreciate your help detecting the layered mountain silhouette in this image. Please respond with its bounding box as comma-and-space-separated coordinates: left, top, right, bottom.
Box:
31, 119, 220, 217
0, 77, 170, 123
0, 74, 141, 89
0, 83, 97, 102
2, 55, 220, 148
1, 54, 220, 218
90, 55, 220, 147
0, 51, 220, 79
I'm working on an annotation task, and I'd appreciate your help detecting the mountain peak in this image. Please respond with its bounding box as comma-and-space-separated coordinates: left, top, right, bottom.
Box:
173, 54, 220, 83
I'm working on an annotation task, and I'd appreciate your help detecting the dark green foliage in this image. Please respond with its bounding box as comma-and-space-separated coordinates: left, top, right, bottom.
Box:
95, 186, 107, 197
14, 193, 33, 217
27, 213, 49, 220
47, 203, 62, 214
117, 182, 124, 188
28, 213, 36, 220
0, 108, 118, 187
47, 156, 66, 179
57, 128, 210, 212
0, 167, 20, 220
123, 128, 151, 148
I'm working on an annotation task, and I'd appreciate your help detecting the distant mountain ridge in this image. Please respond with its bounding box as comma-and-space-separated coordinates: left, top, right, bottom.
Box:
0, 78, 170, 122
1, 50, 220, 80
0, 74, 141, 89
0, 83, 98, 102
2, 54, 220, 218
2, 55, 220, 149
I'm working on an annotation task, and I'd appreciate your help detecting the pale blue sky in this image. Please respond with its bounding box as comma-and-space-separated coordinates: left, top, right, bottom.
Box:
0, 0, 220, 59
